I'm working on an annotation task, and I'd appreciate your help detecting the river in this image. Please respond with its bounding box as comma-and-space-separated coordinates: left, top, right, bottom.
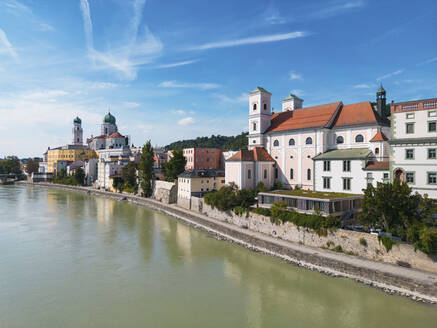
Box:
0, 185, 435, 327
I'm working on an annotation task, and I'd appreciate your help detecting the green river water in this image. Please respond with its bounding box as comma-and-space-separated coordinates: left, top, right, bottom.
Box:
0, 185, 436, 328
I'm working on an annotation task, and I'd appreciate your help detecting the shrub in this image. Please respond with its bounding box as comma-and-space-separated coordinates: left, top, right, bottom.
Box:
204, 186, 256, 212
359, 238, 367, 247
333, 245, 343, 253
326, 241, 334, 248
233, 206, 248, 217
417, 226, 437, 255
378, 235, 396, 252
251, 207, 271, 217
271, 181, 283, 190
255, 182, 268, 194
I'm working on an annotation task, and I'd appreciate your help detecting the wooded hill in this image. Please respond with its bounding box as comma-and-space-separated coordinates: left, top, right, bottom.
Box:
164, 132, 248, 151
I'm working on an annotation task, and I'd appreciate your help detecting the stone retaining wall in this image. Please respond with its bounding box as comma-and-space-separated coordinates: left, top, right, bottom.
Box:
199, 203, 437, 274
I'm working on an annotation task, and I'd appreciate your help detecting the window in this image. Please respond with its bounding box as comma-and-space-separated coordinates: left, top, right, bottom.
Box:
405, 149, 414, 159
375, 147, 380, 155
343, 178, 351, 190
406, 123, 415, 134
305, 137, 313, 145
264, 169, 267, 179
264, 103, 267, 110
253, 122, 257, 131
273, 140, 279, 147
289, 138, 295, 146
367, 173, 373, 179
355, 134, 364, 143
429, 111, 437, 117
429, 121, 436, 132
307, 168, 311, 180
336, 136, 344, 144
406, 172, 415, 184
290, 168, 294, 179
383, 173, 389, 179
253, 103, 257, 111
248, 169, 251, 179
253, 140, 256, 143
323, 160, 330, 171
428, 173, 437, 184
406, 113, 415, 119
343, 160, 351, 172
323, 177, 331, 189
429, 148, 437, 159
274, 168, 278, 179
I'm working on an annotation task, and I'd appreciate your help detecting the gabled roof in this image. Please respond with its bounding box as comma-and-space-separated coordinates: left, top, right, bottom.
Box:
227, 147, 275, 162
369, 131, 388, 142
313, 148, 371, 160
364, 161, 389, 171
332, 101, 381, 127
266, 101, 342, 133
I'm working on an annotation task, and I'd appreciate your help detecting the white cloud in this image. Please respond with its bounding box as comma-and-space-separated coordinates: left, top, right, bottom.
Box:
0, 28, 18, 60
353, 83, 374, 89
158, 81, 220, 90
1, 0, 54, 32
376, 69, 403, 81
212, 93, 247, 104
79, 0, 93, 50
178, 117, 195, 126
289, 72, 302, 80
154, 59, 199, 69
123, 102, 141, 109
171, 110, 186, 115
418, 57, 437, 66
291, 89, 304, 97
186, 31, 308, 51
311, 0, 365, 18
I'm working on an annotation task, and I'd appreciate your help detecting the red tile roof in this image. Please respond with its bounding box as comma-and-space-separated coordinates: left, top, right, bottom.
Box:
332, 101, 379, 127
87, 132, 125, 143
364, 161, 389, 170
266, 102, 342, 133
227, 147, 275, 162
369, 131, 388, 142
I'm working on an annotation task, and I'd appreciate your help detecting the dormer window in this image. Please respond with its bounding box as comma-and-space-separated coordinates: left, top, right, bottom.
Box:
253, 103, 257, 111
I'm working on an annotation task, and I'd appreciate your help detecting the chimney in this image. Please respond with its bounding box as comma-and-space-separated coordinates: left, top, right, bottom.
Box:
282, 94, 303, 111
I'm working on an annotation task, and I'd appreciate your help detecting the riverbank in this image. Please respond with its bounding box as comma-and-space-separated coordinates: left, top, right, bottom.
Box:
16, 181, 437, 303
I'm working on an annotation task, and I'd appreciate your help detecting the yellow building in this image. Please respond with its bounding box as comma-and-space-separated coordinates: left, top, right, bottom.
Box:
178, 169, 225, 199
47, 146, 97, 173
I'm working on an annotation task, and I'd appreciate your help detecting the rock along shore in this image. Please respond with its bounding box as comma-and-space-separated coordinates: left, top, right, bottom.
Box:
16, 181, 437, 304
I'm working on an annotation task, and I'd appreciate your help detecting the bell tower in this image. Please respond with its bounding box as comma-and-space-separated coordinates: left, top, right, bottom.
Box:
72, 116, 83, 145
376, 84, 386, 117
248, 87, 271, 150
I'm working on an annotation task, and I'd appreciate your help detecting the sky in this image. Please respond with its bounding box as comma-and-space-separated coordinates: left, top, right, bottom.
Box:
0, 0, 436, 157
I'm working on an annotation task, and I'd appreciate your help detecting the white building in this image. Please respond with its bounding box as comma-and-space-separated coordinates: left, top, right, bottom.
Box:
87, 112, 130, 151
226, 86, 391, 191
389, 98, 437, 199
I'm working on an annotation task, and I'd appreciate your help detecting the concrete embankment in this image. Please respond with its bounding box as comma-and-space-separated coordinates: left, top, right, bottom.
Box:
17, 182, 437, 303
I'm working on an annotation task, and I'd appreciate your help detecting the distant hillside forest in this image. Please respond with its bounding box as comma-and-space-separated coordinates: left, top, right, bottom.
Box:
165, 132, 248, 151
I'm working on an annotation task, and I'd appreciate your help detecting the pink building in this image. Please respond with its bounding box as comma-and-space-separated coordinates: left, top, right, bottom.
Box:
182, 148, 223, 170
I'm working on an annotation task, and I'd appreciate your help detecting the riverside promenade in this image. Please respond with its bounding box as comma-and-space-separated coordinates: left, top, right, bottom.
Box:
17, 182, 437, 303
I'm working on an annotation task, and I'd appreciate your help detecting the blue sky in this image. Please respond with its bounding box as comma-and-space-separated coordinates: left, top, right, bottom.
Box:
0, 0, 436, 157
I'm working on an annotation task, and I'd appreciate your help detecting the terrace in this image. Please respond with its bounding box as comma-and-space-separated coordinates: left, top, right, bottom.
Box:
258, 189, 362, 218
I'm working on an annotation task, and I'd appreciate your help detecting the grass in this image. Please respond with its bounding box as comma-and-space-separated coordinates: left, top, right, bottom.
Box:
267, 189, 360, 199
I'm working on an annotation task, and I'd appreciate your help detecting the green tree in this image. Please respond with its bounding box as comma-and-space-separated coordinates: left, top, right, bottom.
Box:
164, 149, 186, 182
74, 168, 85, 186
25, 159, 39, 175
0, 156, 21, 175
112, 176, 124, 192
139, 140, 155, 197
121, 161, 138, 192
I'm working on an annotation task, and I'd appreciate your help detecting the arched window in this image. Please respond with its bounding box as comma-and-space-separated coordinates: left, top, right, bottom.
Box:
290, 168, 294, 179
273, 140, 279, 147
305, 137, 313, 145
336, 136, 344, 144
375, 147, 380, 155
264, 103, 267, 110
289, 138, 295, 146
253, 103, 257, 110
355, 134, 364, 143
307, 168, 311, 180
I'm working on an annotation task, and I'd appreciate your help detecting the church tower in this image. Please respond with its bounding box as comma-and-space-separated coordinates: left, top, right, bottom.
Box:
248, 87, 272, 149
376, 84, 386, 117
72, 116, 83, 145
101, 112, 118, 136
